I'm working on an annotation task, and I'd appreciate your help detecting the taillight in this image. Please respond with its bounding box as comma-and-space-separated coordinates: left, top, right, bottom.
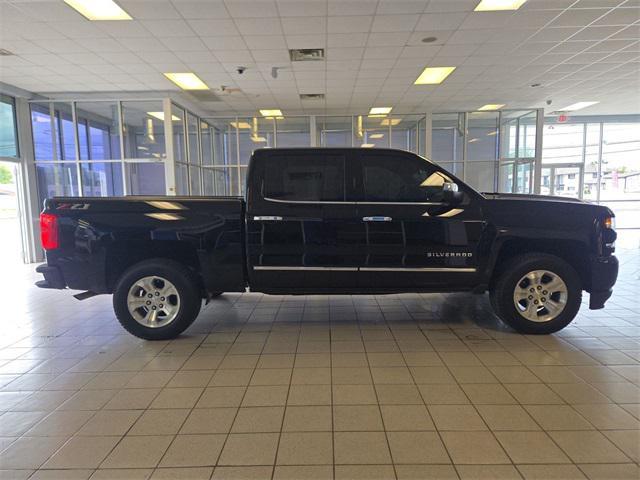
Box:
40, 213, 59, 250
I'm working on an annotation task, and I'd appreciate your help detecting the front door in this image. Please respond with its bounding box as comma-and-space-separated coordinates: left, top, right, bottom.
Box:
354, 151, 485, 290
246, 150, 363, 291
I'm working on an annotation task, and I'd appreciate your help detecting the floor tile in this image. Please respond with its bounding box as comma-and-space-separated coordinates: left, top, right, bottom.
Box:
333, 405, 384, 431
159, 434, 226, 467
130, 409, 190, 436
283, 405, 332, 432
43, 436, 121, 469
495, 431, 570, 464
440, 431, 510, 464
101, 435, 173, 468
276, 432, 333, 465
549, 431, 630, 463
333, 432, 391, 464
218, 433, 279, 466
429, 405, 487, 431
387, 431, 450, 464
179, 408, 236, 435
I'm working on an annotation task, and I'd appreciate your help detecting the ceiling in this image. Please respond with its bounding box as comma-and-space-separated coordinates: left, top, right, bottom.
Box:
1, 0, 639, 116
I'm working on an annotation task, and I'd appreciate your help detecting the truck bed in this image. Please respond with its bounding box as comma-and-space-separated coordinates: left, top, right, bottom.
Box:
40, 196, 246, 295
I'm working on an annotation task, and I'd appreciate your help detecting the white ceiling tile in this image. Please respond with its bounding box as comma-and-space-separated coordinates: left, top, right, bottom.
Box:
142, 19, 194, 37
328, 0, 378, 16
118, 36, 166, 53
425, 0, 477, 13
447, 29, 495, 44
276, 1, 327, 17
251, 49, 291, 62
172, 1, 229, 19
160, 36, 208, 52
187, 19, 240, 36
328, 16, 373, 33
120, 1, 182, 19
371, 14, 418, 32
224, 0, 279, 17
14, 1, 84, 22
202, 36, 247, 50
328, 33, 368, 48
281, 16, 327, 35
460, 12, 513, 30
236, 17, 283, 35
407, 31, 454, 46
399, 45, 441, 59
367, 32, 411, 47
327, 47, 365, 60
550, 8, 611, 27
96, 20, 150, 38
570, 25, 626, 40
285, 34, 327, 48
214, 49, 254, 62
243, 35, 287, 50
415, 13, 468, 31
363, 46, 404, 59
377, 1, 427, 15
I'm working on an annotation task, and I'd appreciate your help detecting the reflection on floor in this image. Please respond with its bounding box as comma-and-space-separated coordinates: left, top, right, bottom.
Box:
0, 233, 638, 479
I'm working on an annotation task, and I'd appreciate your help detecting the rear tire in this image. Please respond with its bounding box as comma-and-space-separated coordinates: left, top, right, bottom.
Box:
113, 259, 202, 340
490, 253, 582, 334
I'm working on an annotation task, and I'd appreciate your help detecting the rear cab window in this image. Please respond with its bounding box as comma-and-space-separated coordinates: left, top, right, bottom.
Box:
263, 153, 346, 202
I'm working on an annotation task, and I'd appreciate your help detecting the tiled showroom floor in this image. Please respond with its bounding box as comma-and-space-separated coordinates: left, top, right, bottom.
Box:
0, 234, 638, 480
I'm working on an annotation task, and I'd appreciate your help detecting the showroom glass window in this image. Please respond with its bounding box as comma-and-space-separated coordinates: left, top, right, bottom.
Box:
0, 94, 19, 158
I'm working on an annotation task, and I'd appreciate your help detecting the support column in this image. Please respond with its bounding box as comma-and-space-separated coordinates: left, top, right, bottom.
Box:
15, 97, 43, 263
424, 111, 432, 159
162, 98, 177, 196
533, 108, 545, 195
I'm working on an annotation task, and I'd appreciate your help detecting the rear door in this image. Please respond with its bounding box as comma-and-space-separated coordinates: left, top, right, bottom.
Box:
355, 151, 485, 289
246, 150, 363, 290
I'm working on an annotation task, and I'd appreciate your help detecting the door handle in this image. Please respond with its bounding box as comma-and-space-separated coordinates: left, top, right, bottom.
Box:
253, 216, 283, 221
363, 216, 392, 222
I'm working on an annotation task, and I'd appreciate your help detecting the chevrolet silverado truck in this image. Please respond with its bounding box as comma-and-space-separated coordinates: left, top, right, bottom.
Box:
36, 148, 619, 340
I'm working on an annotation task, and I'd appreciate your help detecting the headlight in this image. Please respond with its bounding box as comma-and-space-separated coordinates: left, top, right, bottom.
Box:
603, 216, 615, 229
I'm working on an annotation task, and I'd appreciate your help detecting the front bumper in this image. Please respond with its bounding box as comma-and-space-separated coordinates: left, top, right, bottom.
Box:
35, 264, 66, 290
588, 255, 618, 309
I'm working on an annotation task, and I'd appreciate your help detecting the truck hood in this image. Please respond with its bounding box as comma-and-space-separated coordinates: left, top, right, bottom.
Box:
481, 192, 586, 204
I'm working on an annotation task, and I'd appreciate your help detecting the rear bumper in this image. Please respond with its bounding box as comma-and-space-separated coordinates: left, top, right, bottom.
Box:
588, 255, 618, 309
35, 264, 66, 290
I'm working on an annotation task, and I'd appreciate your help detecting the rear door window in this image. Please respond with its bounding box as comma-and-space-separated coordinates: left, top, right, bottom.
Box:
264, 154, 345, 202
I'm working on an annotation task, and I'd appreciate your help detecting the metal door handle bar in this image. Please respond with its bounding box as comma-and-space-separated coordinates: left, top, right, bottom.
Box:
253, 216, 283, 221
362, 216, 392, 222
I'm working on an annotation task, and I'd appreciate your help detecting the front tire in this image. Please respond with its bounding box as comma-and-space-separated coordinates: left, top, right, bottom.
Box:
490, 253, 582, 334
113, 259, 202, 340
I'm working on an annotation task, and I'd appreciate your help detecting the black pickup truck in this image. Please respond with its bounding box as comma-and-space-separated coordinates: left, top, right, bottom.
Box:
36, 148, 618, 340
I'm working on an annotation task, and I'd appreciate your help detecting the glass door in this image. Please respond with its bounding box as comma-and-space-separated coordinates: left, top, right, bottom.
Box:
540, 164, 584, 198
498, 110, 539, 194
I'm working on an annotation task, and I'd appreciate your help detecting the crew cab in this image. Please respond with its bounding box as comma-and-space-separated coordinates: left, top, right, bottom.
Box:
36, 148, 619, 340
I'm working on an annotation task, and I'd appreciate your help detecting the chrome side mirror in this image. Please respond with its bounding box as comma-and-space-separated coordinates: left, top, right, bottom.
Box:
443, 182, 464, 204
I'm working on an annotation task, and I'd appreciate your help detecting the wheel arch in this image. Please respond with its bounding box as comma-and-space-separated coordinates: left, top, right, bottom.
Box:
105, 241, 204, 295
489, 237, 591, 291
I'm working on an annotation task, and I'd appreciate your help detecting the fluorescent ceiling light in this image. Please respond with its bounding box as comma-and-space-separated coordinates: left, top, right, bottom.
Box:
474, 0, 527, 11
147, 112, 180, 121
64, 0, 132, 20
369, 107, 392, 115
478, 104, 505, 111
380, 118, 401, 126
164, 73, 209, 90
260, 109, 283, 117
230, 121, 252, 129
251, 135, 267, 143
414, 66, 456, 85
361, 143, 375, 148
560, 101, 599, 111
369, 133, 384, 139
468, 138, 479, 143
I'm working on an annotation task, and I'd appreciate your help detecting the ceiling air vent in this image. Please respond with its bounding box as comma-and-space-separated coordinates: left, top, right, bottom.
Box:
289, 48, 325, 62
300, 93, 325, 100
0, 49, 14, 56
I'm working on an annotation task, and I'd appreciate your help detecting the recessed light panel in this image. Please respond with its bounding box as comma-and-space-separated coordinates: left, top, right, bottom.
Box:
474, 0, 527, 11
560, 101, 599, 111
478, 104, 505, 111
64, 0, 132, 20
230, 121, 252, 129
369, 107, 392, 115
414, 67, 456, 85
380, 118, 401, 126
259, 109, 283, 117
164, 73, 209, 90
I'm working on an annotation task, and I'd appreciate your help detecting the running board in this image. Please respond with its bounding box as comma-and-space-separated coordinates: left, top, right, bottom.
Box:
74, 291, 99, 301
